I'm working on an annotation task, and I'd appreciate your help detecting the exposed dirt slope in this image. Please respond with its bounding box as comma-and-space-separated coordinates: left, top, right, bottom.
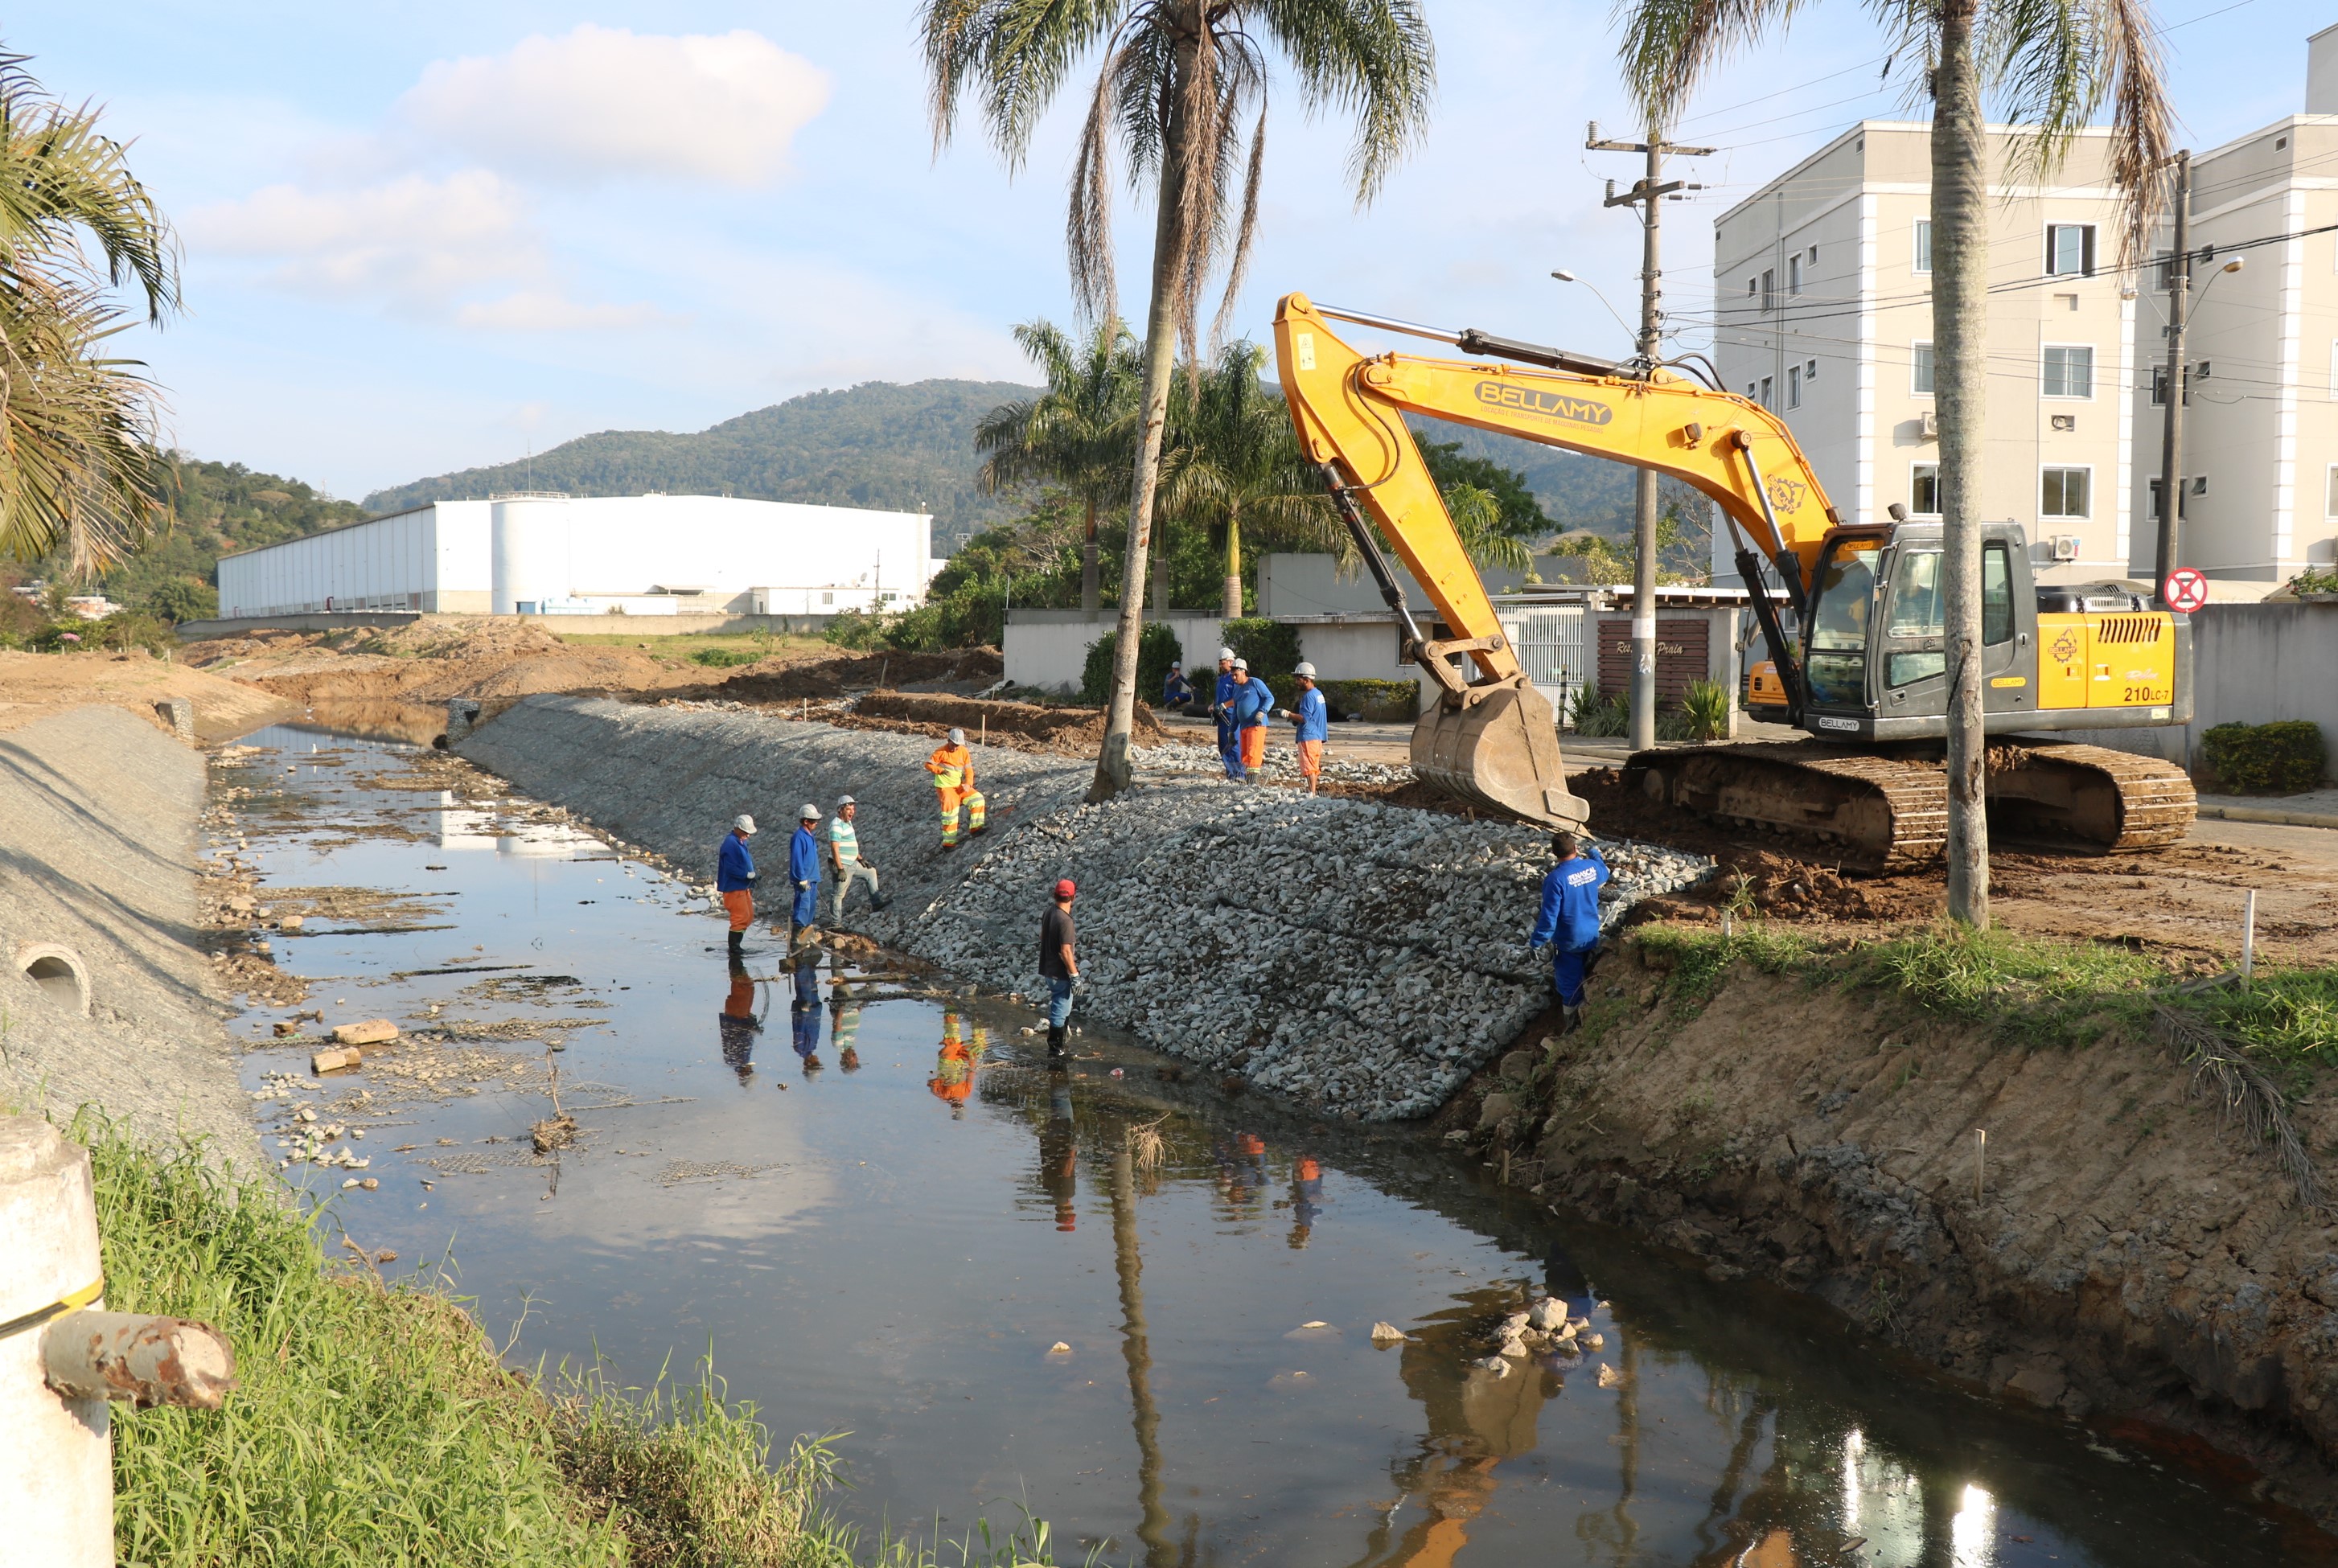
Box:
1442, 939, 2338, 1524
854, 689, 1160, 749
188, 619, 701, 707
0, 648, 294, 742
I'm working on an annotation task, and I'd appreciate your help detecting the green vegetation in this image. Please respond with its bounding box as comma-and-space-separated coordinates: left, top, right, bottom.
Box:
1632, 922, 1818, 1016
1570, 683, 1627, 737
2201, 720, 2328, 795
1680, 679, 1732, 741
1316, 677, 1417, 723
88, 1120, 1069, 1566
1219, 618, 1304, 696
363, 382, 1042, 546
554, 630, 824, 663
1080, 622, 1181, 707
1857, 924, 2167, 1049
977, 321, 1141, 612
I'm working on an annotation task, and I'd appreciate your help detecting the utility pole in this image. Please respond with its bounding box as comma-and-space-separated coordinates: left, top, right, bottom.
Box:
1588, 122, 1713, 752
2155, 150, 2191, 603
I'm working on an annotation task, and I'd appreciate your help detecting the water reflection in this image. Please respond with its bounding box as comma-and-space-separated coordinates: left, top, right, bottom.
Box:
717, 958, 761, 1084
790, 944, 824, 1073
927, 1010, 984, 1116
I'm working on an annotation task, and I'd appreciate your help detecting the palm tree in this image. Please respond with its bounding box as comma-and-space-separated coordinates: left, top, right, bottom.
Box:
1160, 341, 1330, 618
1614, 0, 2168, 928
976, 318, 1143, 613
0, 51, 180, 575
922, 0, 1435, 801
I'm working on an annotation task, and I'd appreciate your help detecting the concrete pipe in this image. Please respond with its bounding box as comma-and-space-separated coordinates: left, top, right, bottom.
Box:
41, 1311, 236, 1410
13, 942, 90, 1016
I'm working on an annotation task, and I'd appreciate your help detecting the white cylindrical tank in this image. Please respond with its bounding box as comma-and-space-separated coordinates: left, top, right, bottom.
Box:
0, 1116, 109, 1568
491, 499, 569, 614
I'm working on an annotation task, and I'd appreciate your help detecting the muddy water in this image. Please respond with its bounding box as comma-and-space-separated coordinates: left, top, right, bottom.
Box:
216, 725, 2323, 1567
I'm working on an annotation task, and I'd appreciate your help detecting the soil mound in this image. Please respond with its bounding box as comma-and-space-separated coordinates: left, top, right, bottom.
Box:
854, 691, 1161, 748
712, 647, 1001, 700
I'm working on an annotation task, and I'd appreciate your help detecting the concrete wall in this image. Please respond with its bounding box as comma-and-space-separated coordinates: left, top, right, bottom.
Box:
2086, 601, 2338, 779
177, 610, 846, 641
1004, 611, 1227, 693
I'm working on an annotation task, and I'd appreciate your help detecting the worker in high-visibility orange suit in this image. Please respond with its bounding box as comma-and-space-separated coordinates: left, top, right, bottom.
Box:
926, 726, 988, 849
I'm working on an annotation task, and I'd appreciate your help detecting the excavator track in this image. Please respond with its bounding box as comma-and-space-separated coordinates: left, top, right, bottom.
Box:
1626, 740, 2197, 870
1628, 743, 1948, 871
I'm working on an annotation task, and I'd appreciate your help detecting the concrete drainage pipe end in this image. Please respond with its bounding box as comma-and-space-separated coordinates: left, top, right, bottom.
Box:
14, 944, 89, 1016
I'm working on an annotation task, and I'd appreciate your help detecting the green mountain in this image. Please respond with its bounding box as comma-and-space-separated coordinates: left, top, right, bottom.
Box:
361, 380, 1042, 546
1414, 422, 1649, 540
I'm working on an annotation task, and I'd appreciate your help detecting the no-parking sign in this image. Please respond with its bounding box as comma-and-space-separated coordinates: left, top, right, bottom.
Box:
2162, 567, 2209, 612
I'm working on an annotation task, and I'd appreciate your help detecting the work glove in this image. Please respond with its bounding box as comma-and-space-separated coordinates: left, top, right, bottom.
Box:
746, 872, 758, 884
797, 880, 810, 891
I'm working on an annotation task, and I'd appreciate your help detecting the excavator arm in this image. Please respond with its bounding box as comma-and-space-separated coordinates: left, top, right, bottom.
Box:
1272, 293, 1847, 730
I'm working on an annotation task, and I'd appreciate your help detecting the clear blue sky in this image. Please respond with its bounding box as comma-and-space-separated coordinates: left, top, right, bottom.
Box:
21, 0, 2318, 501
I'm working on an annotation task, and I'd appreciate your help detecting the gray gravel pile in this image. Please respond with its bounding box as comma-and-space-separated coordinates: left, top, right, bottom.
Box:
461, 696, 1712, 1119
1129, 742, 1413, 786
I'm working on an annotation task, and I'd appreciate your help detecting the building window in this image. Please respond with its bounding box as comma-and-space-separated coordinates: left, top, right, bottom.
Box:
2041, 343, 2094, 399
1912, 341, 1936, 396
1787, 364, 1803, 408
1911, 464, 1941, 517
1760, 375, 1773, 407
1805, 357, 1819, 380
1914, 219, 1932, 274
2041, 466, 2091, 519
2147, 479, 2189, 520
1761, 269, 1777, 312
1747, 276, 1758, 301
1744, 383, 1757, 402
1788, 253, 1804, 295
1806, 244, 1819, 265
2045, 224, 2097, 277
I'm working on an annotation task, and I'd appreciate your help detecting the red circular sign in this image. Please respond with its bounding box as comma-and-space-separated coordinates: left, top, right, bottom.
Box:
2162, 567, 2209, 612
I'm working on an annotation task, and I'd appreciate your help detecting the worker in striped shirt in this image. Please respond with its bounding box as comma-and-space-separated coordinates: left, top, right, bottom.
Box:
828, 795, 887, 918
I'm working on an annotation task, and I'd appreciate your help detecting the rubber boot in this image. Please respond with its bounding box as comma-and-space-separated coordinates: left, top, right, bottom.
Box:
1046, 1025, 1066, 1060
727, 929, 744, 956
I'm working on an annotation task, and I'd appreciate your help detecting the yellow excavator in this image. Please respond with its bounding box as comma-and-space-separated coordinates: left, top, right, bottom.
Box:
1272, 293, 2198, 868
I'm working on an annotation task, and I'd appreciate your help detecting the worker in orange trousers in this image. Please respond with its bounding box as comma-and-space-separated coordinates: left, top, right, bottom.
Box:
927, 726, 988, 848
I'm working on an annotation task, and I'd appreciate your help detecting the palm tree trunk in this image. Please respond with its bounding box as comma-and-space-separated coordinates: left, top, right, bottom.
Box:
1222, 509, 1243, 619
1091, 18, 1195, 801
1932, 0, 1990, 928
1082, 496, 1101, 613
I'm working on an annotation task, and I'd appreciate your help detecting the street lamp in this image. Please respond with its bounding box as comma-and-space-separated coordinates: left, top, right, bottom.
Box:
1550, 269, 1638, 352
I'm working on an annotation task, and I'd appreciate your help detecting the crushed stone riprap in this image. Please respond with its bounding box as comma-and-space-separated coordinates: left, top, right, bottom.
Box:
458, 695, 1713, 1120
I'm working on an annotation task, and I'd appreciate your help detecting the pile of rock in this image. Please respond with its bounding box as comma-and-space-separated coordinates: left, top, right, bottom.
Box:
1128, 743, 1414, 787
1468, 1295, 1606, 1378
460, 696, 1712, 1120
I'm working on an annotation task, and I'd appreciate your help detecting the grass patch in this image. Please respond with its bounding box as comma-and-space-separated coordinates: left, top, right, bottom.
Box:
1854, 925, 2167, 1048
2188, 967, 2338, 1069
554, 630, 828, 663
86, 1119, 1070, 1566
1632, 922, 1818, 1016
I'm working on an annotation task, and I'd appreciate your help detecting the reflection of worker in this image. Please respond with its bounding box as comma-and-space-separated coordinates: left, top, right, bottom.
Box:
1216, 1131, 1269, 1213
831, 994, 862, 1072
789, 941, 823, 1072
1038, 1068, 1078, 1231
788, 804, 823, 946
1287, 1154, 1324, 1249
1531, 832, 1610, 1031
927, 727, 988, 850
716, 814, 758, 957
1038, 878, 1079, 1060
829, 795, 887, 919
1278, 662, 1329, 795
927, 1009, 984, 1116
717, 956, 761, 1083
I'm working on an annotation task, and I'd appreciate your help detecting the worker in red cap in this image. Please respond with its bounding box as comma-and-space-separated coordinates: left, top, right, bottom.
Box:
1038, 876, 1079, 1060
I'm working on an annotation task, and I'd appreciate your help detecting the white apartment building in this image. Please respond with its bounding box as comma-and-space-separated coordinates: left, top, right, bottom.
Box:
2128, 27, 2338, 585
1712, 122, 2139, 585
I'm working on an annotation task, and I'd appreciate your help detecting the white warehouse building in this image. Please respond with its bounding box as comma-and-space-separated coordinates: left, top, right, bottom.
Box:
216, 494, 939, 621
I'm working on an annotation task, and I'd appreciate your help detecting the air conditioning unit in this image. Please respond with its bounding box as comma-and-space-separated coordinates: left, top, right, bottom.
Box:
2049, 535, 2082, 562
1919, 411, 1938, 440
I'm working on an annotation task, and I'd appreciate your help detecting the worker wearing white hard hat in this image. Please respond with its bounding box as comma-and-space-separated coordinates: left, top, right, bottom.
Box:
1279, 662, 1330, 794
788, 804, 824, 943
716, 813, 760, 955
829, 794, 887, 920
927, 725, 988, 849
1227, 659, 1275, 782
1210, 648, 1243, 778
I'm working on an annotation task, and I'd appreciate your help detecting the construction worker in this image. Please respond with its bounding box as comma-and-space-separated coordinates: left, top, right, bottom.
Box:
1038, 876, 1078, 1059
789, 804, 822, 944
927, 726, 988, 850
1530, 831, 1610, 1032
1210, 646, 1240, 778
1161, 660, 1195, 712
1279, 662, 1329, 794
715, 814, 758, 956
829, 794, 887, 918
1227, 659, 1276, 781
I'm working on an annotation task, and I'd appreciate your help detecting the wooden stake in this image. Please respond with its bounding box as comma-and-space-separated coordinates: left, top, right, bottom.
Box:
1974, 1128, 1987, 1204
980, 714, 987, 751
2241, 889, 2257, 989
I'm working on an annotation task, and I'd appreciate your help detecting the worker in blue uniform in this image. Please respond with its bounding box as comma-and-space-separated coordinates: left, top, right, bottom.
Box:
1210, 646, 1240, 778
1529, 831, 1609, 1031
788, 803, 823, 946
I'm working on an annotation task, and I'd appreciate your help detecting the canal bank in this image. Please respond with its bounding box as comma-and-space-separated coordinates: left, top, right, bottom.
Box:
453, 694, 1711, 1119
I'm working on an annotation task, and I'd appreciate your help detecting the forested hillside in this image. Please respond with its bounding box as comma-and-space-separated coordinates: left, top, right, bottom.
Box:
362, 380, 1040, 544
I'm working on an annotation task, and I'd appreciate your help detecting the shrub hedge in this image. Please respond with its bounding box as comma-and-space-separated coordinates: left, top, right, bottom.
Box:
2202, 720, 2327, 795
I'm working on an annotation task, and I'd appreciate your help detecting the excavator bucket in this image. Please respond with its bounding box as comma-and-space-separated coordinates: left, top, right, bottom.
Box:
1409, 675, 1589, 831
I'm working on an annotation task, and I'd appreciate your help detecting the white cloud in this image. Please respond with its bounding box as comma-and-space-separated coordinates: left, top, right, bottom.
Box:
399, 24, 831, 187
188, 170, 540, 304
454, 289, 679, 332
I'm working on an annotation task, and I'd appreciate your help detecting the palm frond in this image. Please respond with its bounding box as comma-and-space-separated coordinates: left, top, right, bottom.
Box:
1068, 60, 1122, 320
1612, 0, 1809, 129
1988, 0, 2168, 267
921, 0, 1125, 168
1260, 0, 1436, 201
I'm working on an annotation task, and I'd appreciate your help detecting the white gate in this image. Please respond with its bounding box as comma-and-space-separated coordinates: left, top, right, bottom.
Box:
1503, 607, 1588, 724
